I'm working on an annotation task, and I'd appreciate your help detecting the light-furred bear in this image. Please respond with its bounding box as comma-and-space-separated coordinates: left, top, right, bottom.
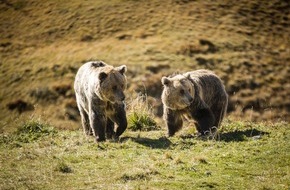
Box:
161, 69, 228, 136
74, 61, 127, 142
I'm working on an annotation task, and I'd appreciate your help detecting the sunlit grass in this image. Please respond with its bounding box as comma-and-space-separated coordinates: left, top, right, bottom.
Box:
127, 95, 160, 132
0, 120, 289, 190
0, 1, 289, 189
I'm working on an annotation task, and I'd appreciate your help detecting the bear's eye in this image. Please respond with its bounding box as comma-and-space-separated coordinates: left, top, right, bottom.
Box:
180, 89, 185, 95
112, 85, 117, 91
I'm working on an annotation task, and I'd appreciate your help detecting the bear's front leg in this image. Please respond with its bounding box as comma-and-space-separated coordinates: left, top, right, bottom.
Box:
106, 119, 115, 139
191, 107, 215, 135
89, 109, 107, 142
109, 103, 127, 139
164, 108, 183, 137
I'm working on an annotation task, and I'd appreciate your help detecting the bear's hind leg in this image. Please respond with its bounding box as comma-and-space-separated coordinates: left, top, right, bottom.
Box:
211, 107, 223, 129
192, 108, 215, 135
78, 107, 92, 136
211, 99, 228, 129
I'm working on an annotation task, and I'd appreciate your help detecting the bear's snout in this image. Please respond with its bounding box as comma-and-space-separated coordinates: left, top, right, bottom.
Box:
120, 94, 125, 101
188, 97, 194, 103
112, 92, 125, 103
184, 93, 194, 105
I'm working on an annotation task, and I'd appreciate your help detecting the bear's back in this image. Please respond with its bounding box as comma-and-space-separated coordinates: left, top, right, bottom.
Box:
187, 70, 227, 105
187, 70, 224, 89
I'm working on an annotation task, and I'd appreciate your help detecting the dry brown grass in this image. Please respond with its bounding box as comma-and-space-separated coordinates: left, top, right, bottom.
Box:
0, 0, 289, 131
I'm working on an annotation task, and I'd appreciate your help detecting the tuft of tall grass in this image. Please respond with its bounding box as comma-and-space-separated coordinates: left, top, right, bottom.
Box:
127, 95, 160, 131
17, 119, 54, 134
1, 117, 57, 145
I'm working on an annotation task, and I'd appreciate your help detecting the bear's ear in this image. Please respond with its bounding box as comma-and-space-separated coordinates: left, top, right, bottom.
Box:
99, 72, 108, 82
161, 77, 171, 86
115, 65, 127, 75
185, 73, 191, 79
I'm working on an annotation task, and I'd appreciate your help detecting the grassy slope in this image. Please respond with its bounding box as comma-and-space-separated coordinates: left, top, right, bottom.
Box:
0, 0, 289, 131
0, 120, 289, 190
0, 1, 289, 189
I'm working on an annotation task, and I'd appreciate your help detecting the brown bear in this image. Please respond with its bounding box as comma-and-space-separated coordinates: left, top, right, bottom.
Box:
74, 61, 127, 142
161, 69, 228, 136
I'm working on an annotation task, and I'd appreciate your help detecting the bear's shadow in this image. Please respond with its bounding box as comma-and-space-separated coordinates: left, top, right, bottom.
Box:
121, 136, 172, 149
218, 128, 269, 142
120, 129, 268, 149
180, 128, 269, 142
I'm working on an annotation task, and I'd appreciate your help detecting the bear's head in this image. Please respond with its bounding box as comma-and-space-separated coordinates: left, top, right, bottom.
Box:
97, 65, 127, 103
161, 74, 194, 110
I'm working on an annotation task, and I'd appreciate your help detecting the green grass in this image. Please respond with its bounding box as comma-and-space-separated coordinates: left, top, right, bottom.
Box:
0, 1, 289, 189
128, 111, 159, 131
1, 120, 289, 190
127, 95, 160, 132
0, 117, 57, 147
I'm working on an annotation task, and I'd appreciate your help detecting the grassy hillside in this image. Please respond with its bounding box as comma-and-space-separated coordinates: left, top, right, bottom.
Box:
0, 1, 290, 189
0, 0, 289, 132
1, 118, 289, 190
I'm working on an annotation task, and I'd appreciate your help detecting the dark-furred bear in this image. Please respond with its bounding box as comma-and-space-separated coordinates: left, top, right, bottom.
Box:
161, 69, 228, 136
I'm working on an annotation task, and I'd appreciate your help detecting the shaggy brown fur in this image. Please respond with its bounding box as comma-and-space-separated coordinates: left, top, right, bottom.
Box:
161, 69, 228, 136
74, 61, 127, 142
